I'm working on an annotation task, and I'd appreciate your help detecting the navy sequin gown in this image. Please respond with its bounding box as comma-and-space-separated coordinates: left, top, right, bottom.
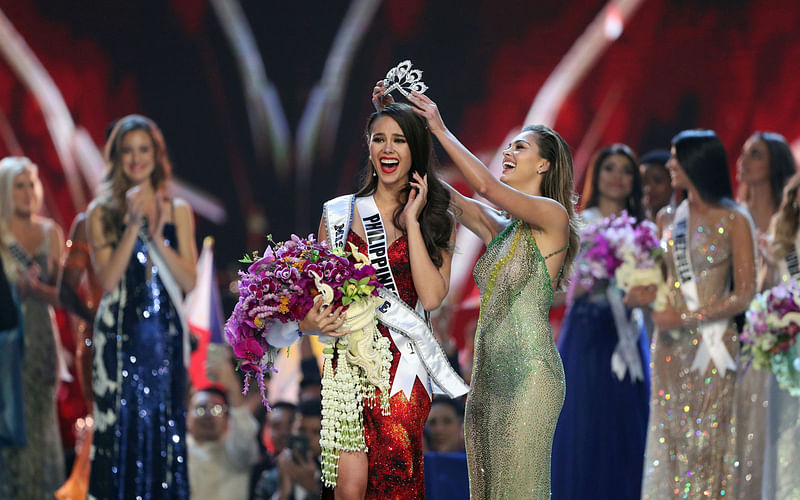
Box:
89, 224, 188, 499
550, 293, 650, 500
550, 207, 649, 500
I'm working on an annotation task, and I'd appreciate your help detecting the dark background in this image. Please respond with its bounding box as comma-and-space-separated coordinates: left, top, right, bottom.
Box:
2, 0, 800, 273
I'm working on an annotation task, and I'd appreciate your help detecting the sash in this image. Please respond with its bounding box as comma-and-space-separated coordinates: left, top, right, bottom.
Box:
7, 238, 72, 383
355, 196, 398, 295
785, 246, 800, 280
323, 194, 355, 251
323, 195, 469, 399
93, 228, 190, 370
142, 228, 190, 368
607, 286, 644, 383
672, 200, 736, 376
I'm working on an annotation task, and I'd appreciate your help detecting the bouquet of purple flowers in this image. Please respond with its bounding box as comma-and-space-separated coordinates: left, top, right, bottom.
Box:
225, 234, 382, 406
742, 280, 800, 395
573, 211, 663, 294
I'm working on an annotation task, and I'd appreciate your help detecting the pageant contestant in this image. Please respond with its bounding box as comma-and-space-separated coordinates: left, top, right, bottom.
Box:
639, 130, 756, 499
551, 144, 650, 500
0, 157, 66, 498
733, 131, 795, 499
756, 172, 800, 499
386, 84, 579, 498
266, 97, 469, 499
87, 115, 197, 499
55, 210, 105, 499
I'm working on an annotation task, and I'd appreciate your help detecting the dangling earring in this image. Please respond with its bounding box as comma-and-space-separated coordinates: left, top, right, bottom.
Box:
373, 170, 378, 177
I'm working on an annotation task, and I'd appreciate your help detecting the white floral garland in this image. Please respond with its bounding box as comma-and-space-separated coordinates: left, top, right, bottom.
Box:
319, 297, 393, 488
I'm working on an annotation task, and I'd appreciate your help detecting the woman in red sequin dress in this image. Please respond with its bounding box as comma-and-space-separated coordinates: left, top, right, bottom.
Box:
298, 102, 459, 499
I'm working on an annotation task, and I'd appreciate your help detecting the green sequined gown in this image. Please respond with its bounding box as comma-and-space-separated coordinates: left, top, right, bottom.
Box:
465, 219, 566, 499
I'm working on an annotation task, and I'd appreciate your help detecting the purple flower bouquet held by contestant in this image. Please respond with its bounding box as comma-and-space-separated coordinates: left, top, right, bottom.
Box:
224, 234, 383, 408
741, 280, 800, 395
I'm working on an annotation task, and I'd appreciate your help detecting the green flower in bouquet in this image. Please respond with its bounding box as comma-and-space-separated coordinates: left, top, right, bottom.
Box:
339, 276, 376, 305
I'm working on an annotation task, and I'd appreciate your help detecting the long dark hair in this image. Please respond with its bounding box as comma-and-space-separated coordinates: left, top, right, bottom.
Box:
747, 132, 797, 209
521, 124, 580, 288
583, 143, 645, 221
358, 103, 452, 267
672, 129, 733, 204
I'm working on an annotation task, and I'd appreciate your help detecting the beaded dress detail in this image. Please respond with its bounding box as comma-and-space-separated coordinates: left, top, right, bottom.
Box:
465, 219, 566, 499
642, 209, 740, 499
321, 232, 431, 500
0, 222, 65, 499
90, 224, 189, 499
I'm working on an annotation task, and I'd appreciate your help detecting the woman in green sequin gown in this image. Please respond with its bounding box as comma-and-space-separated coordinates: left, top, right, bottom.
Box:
401, 90, 580, 499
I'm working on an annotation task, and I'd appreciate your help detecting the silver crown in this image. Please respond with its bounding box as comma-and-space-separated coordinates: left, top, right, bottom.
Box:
384, 60, 428, 98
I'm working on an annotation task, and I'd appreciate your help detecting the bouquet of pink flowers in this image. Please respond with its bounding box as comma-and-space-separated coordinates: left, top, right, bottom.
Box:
225, 234, 382, 406
742, 280, 800, 395
573, 211, 663, 296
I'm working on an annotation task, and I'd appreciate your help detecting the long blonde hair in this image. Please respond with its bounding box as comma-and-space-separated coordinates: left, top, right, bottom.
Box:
522, 125, 580, 289
0, 156, 43, 237
95, 115, 172, 241
0, 157, 43, 280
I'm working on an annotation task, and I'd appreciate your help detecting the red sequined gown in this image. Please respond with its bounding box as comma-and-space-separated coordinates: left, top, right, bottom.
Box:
323, 232, 431, 499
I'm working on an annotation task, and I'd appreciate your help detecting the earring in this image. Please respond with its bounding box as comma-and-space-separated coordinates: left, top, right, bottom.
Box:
537, 168, 544, 175
373, 170, 378, 177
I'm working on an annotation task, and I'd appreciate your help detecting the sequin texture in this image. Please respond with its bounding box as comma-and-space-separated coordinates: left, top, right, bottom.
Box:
642, 210, 740, 499
323, 232, 430, 500
465, 220, 566, 499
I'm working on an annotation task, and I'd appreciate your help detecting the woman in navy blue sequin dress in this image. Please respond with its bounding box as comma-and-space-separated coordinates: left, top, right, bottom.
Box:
87, 115, 198, 499
551, 145, 650, 500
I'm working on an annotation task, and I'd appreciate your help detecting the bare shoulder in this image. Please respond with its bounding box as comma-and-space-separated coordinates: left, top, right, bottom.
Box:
87, 200, 106, 221
531, 196, 569, 235
655, 205, 674, 232
171, 197, 193, 212
725, 203, 756, 234
171, 197, 195, 220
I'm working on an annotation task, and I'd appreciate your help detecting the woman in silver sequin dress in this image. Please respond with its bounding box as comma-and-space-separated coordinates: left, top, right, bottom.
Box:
404, 89, 580, 499
640, 130, 756, 499
751, 172, 800, 500
733, 131, 795, 499
0, 157, 66, 499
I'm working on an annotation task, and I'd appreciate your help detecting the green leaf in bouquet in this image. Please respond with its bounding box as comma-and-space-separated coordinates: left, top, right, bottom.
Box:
239, 253, 255, 264
342, 295, 353, 306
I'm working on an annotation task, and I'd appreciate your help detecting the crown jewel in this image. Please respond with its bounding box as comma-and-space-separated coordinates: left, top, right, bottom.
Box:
384, 60, 428, 98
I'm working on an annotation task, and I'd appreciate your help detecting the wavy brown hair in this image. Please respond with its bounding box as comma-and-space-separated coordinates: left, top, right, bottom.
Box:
94, 115, 172, 241
358, 103, 452, 267
522, 125, 580, 289
771, 172, 800, 258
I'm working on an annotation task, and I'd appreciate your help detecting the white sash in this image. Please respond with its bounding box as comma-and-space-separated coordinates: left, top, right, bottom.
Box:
322, 195, 469, 399
785, 246, 800, 280
607, 286, 644, 383
355, 196, 399, 295
143, 228, 190, 368
672, 200, 736, 376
